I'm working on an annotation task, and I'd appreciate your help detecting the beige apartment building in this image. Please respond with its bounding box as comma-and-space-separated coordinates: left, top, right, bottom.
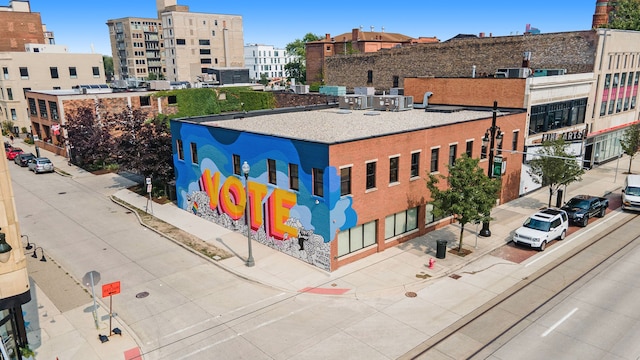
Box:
158, 1, 244, 83
106, 17, 164, 81
107, 1, 245, 84
0, 50, 105, 132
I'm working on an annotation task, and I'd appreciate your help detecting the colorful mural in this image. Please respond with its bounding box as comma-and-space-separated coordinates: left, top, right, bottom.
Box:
171, 120, 358, 271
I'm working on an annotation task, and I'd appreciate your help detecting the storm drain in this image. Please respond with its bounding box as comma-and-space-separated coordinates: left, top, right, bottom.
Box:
136, 291, 149, 299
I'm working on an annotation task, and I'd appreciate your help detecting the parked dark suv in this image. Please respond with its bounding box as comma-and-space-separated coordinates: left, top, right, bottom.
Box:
14, 152, 35, 167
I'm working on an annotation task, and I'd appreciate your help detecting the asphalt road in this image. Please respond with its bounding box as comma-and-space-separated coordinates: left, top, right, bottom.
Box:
11, 161, 638, 360
478, 216, 640, 360
403, 210, 640, 359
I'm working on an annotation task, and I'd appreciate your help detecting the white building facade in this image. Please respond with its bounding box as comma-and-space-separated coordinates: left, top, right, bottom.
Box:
244, 44, 293, 83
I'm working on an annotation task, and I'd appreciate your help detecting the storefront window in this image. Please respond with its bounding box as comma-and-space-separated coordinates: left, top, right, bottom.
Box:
0, 310, 18, 360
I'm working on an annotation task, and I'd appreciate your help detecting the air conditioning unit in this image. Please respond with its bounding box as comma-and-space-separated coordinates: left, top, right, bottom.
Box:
354, 86, 375, 95
495, 67, 532, 78
372, 95, 413, 111
533, 68, 567, 77
390, 88, 404, 95
339, 95, 373, 110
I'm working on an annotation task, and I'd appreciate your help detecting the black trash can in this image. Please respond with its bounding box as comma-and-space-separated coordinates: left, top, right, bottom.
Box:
436, 239, 447, 259
167, 180, 177, 201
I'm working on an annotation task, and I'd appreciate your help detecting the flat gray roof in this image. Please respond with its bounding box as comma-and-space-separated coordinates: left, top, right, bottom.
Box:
194, 106, 519, 144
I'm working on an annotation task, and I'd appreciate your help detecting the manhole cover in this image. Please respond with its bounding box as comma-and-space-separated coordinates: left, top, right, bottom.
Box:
449, 274, 461, 280
136, 291, 149, 299
58, 192, 66, 195
125, 211, 132, 214
405, 292, 417, 298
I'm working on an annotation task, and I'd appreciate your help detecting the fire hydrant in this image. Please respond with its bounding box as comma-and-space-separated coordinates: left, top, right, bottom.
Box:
428, 258, 435, 269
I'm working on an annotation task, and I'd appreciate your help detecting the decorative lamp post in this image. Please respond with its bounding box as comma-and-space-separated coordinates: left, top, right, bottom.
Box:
242, 161, 255, 267
0, 230, 12, 263
21, 234, 32, 250
32, 247, 47, 262
479, 101, 503, 237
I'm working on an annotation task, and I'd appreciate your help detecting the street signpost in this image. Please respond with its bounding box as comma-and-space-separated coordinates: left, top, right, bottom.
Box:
145, 177, 153, 214
102, 281, 121, 336
82, 270, 101, 329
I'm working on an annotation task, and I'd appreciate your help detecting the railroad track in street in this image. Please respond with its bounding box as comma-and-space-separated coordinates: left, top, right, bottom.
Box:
401, 211, 640, 360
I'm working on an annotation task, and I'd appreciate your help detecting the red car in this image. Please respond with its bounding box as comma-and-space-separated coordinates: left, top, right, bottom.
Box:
6, 147, 23, 160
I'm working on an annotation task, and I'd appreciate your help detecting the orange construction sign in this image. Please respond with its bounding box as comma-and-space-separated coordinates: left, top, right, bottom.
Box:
102, 281, 121, 297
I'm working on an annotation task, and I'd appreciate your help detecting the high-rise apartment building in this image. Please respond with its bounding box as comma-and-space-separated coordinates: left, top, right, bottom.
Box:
108, 1, 245, 83
161, 9, 244, 83
106, 17, 164, 81
244, 44, 292, 82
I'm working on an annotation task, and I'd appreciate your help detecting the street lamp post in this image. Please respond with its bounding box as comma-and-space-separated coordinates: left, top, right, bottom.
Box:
242, 161, 255, 267
479, 101, 503, 237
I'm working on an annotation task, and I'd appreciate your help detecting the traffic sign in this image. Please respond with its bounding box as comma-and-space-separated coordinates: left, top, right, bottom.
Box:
102, 281, 121, 298
492, 156, 503, 177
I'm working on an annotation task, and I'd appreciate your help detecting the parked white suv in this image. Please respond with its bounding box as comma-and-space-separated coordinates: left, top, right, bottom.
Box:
513, 208, 568, 251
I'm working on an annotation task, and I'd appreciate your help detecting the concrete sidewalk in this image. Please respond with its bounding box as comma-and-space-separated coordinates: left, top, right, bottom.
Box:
110, 159, 626, 297
13, 137, 634, 359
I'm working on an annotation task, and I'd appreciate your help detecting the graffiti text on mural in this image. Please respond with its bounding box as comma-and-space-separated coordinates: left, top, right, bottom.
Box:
200, 169, 299, 240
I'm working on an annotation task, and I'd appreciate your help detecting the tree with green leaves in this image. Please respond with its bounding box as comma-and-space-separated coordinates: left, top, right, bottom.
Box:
259, 73, 269, 86
285, 33, 322, 84
603, 0, 640, 30
527, 138, 585, 207
620, 123, 640, 173
102, 55, 114, 81
426, 155, 501, 253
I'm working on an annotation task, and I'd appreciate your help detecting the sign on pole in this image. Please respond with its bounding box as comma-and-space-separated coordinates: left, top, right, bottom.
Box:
102, 281, 121, 336
102, 281, 121, 298
493, 156, 503, 177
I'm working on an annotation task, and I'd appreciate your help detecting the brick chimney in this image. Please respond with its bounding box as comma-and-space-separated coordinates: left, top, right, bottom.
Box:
352, 28, 359, 42
325, 33, 331, 40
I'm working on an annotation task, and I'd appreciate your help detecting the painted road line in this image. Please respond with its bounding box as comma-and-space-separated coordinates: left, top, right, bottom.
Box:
525, 211, 623, 268
541, 307, 578, 337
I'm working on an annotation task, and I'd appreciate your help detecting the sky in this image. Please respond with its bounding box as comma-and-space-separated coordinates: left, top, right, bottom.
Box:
22, 0, 597, 56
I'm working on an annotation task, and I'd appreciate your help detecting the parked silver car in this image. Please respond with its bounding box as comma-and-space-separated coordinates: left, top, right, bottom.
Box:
27, 157, 54, 174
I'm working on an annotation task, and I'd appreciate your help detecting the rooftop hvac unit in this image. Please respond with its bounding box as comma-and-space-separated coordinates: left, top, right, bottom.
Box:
354, 86, 375, 95
533, 68, 567, 77
294, 84, 309, 94
390, 88, 404, 95
339, 95, 373, 110
372, 95, 413, 111
495, 67, 532, 78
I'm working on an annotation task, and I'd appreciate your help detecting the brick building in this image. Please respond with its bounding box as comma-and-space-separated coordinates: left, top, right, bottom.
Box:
170, 103, 526, 271
405, 74, 593, 196
306, 28, 438, 85
325, 29, 640, 169
0, 0, 45, 52
26, 88, 177, 157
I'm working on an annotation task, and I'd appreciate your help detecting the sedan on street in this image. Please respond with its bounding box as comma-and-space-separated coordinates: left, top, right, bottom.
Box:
6, 147, 23, 160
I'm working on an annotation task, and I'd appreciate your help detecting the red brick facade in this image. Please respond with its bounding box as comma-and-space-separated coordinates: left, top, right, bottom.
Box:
27, 91, 177, 156
328, 111, 526, 268
0, 12, 45, 51
405, 77, 527, 109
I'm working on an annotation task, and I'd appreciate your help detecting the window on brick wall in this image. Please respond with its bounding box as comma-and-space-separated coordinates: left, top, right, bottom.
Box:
367, 70, 373, 84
